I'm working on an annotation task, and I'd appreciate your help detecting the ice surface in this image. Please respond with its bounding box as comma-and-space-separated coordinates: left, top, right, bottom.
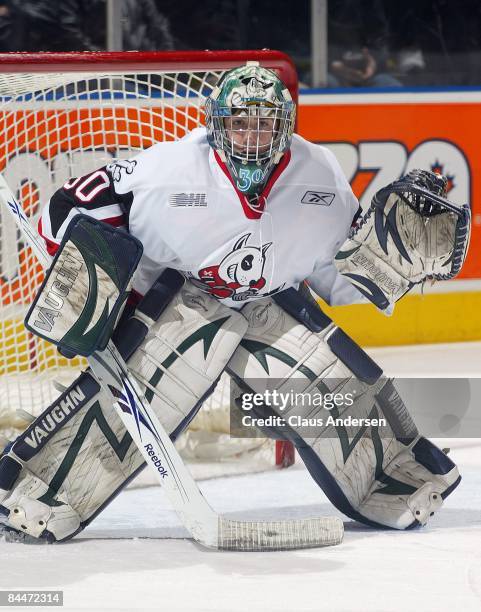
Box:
1, 342, 481, 611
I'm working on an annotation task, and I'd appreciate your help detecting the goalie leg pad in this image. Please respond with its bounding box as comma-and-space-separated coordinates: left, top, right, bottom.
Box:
0, 272, 248, 542
0, 371, 118, 542
228, 288, 460, 529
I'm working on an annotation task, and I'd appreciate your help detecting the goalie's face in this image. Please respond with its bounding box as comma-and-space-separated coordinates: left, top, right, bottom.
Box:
223, 109, 278, 161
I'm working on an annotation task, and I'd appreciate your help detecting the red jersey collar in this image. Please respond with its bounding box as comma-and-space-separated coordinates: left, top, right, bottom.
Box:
214, 150, 291, 220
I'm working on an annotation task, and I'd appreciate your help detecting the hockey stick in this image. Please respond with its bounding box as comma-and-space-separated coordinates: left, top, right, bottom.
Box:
0, 175, 343, 550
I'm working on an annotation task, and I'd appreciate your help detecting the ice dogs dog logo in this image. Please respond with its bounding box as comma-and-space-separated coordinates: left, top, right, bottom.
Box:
196, 233, 276, 301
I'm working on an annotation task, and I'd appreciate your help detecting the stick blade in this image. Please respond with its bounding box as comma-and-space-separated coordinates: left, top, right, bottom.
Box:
217, 516, 343, 551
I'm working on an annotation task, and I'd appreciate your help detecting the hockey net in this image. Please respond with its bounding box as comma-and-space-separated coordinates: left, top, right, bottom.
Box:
0, 50, 297, 477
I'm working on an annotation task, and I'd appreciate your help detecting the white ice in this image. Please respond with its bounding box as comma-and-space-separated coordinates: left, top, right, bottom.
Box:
1, 342, 481, 612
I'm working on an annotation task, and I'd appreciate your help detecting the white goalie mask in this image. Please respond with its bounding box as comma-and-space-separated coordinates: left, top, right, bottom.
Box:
205, 62, 296, 195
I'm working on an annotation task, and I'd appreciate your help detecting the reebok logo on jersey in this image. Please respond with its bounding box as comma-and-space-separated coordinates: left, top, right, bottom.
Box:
169, 193, 207, 207
301, 191, 335, 206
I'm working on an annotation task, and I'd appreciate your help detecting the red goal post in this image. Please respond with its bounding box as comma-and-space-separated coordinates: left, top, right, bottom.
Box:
0, 49, 297, 470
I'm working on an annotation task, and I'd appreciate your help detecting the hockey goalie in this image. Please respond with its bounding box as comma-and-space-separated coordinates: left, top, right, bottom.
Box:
0, 62, 471, 543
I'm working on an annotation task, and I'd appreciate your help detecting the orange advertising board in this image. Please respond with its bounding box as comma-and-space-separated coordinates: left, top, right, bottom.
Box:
0, 93, 480, 348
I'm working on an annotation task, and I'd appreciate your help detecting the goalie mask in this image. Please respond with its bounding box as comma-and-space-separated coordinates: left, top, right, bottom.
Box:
205, 62, 295, 196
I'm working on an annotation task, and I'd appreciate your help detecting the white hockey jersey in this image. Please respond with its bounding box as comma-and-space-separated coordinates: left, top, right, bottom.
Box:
40, 127, 363, 308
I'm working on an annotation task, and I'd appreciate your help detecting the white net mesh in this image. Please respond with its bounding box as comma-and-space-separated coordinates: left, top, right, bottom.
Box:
0, 56, 294, 472
0, 68, 219, 424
